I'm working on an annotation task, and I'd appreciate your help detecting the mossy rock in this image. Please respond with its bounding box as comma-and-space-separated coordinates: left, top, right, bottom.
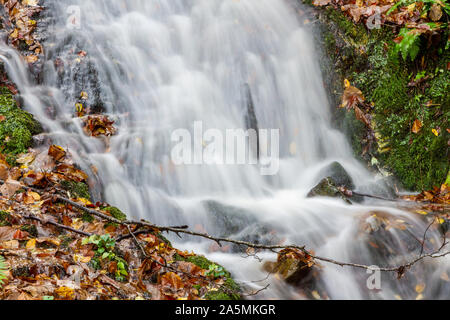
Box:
319, 161, 355, 190
0, 87, 42, 165
103, 206, 127, 221
60, 180, 91, 200
307, 177, 353, 204
174, 253, 241, 300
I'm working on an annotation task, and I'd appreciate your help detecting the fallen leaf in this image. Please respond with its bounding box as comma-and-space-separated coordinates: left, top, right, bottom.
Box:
412, 119, 423, 134
429, 3, 443, 21
48, 145, 66, 162
415, 283, 426, 293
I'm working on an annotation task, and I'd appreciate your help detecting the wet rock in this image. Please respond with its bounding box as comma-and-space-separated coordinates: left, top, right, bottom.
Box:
204, 200, 281, 250
204, 200, 257, 237
319, 161, 354, 190
263, 249, 316, 285
307, 177, 352, 204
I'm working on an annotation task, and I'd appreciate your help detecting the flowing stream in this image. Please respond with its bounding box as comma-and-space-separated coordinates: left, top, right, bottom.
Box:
1, 0, 449, 299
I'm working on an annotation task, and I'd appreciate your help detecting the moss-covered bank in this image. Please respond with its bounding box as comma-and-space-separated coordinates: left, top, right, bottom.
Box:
0, 86, 42, 165
313, 6, 449, 191
174, 253, 241, 300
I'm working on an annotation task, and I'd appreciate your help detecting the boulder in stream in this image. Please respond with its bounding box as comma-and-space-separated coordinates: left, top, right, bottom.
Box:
307, 177, 352, 204
319, 161, 354, 190
264, 248, 317, 285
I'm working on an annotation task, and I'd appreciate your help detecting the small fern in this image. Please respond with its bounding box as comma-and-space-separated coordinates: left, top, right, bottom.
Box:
0, 255, 8, 288
394, 27, 421, 61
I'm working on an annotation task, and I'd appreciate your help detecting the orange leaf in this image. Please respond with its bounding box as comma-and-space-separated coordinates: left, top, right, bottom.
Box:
412, 119, 422, 134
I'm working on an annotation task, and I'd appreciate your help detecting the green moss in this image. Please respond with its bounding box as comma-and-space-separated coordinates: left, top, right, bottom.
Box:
0, 211, 11, 226
59, 235, 73, 249
20, 224, 37, 238
156, 233, 172, 247
0, 87, 42, 165
174, 254, 241, 300
204, 291, 236, 300
103, 206, 127, 221
81, 211, 94, 223
354, 42, 449, 191
61, 180, 91, 200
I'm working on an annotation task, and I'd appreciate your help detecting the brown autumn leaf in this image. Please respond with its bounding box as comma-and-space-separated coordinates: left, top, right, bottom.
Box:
412, 119, 423, 134
341, 80, 365, 110
25, 55, 38, 63
54, 164, 88, 182
161, 272, 184, 291
429, 3, 443, 21
0, 164, 9, 180
83, 115, 117, 137
354, 106, 371, 127
0, 179, 22, 198
0, 226, 18, 241
48, 145, 66, 162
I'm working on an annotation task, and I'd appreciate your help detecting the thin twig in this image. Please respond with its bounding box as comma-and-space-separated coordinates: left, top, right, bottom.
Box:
23, 214, 92, 237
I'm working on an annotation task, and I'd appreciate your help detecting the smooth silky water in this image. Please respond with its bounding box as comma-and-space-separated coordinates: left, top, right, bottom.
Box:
0, 0, 448, 299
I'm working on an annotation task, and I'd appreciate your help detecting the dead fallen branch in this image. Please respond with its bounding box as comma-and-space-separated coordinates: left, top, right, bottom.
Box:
23, 214, 92, 237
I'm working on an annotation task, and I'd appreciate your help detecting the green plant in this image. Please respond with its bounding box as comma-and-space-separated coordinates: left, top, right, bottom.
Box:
387, 0, 450, 16
0, 255, 8, 288
394, 27, 421, 61
388, 0, 449, 61
206, 264, 227, 278
82, 234, 128, 281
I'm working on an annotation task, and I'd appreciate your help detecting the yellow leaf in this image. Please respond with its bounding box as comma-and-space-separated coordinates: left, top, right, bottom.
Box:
311, 290, 321, 300
80, 91, 88, 100
407, 3, 416, 13
71, 218, 83, 230
73, 254, 91, 263
415, 283, 426, 293
432, 129, 439, 136
26, 239, 36, 249
10, 29, 19, 39
344, 79, 351, 88
415, 210, 428, 215
411, 119, 423, 134
29, 191, 41, 201
23, 0, 39, 5
55, 286, 75, 299
25, 55, 39, 64
75, 103, 83, 113
76, 198, 91, 205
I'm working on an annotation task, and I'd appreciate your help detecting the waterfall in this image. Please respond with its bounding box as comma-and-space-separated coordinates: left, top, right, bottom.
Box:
1, 0, 448, 299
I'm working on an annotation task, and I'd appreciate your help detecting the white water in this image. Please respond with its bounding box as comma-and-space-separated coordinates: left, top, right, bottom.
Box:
2, 0, 449, 299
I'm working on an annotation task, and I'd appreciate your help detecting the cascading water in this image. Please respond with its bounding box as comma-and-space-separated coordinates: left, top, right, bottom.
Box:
1, 0, 449, 299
